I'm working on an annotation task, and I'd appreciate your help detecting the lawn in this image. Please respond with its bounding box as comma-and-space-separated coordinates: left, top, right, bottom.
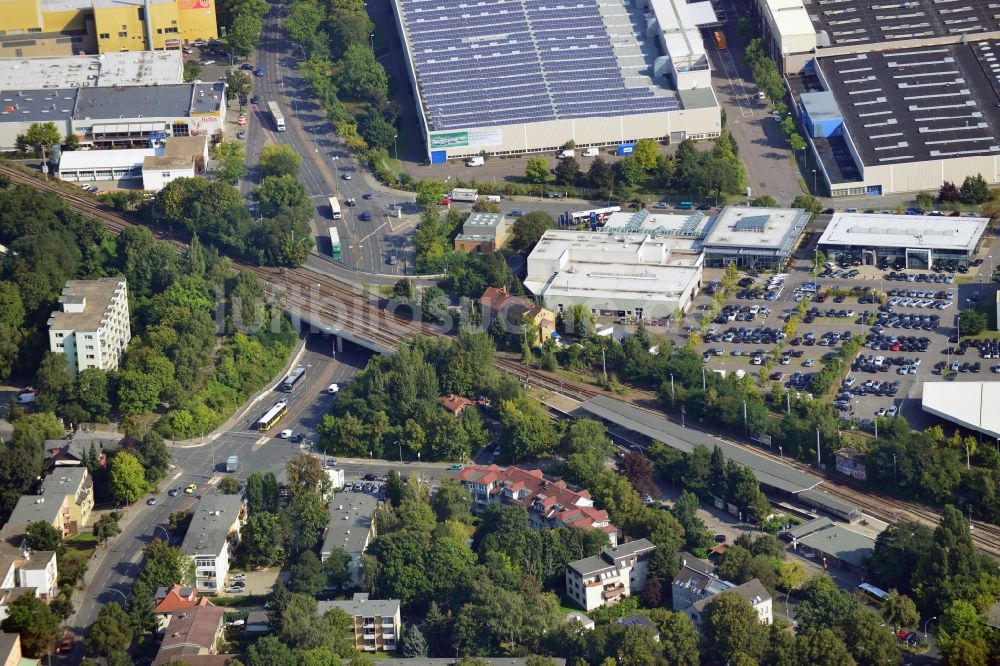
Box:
60, 532, 98, 588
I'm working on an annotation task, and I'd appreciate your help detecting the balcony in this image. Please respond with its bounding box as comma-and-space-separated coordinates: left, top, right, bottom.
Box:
602, 584, 625, 601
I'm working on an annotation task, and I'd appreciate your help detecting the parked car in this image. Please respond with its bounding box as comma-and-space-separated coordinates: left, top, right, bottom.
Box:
56, 632, 75, 654
279, 429, 293, 439
448, 463, 463, 471
184, 483, 197, 494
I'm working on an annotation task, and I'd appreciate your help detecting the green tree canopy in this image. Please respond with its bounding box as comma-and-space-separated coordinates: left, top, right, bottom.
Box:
0, 593, 61, 657
259, 144, 303, 178
110, 450, 148, 504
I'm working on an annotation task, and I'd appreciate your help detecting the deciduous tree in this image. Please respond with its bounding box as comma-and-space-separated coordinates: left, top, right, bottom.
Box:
0, 593, 61, 657
85, 602, 133, 656
525, 157, 550, 184
259, 144, 302, 178
211, 140, 248, 184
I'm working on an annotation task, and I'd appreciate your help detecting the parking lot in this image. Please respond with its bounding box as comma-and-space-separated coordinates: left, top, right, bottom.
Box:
690, 248, 998, 429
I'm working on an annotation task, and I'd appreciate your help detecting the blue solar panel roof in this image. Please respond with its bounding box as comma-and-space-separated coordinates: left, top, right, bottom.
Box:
398, 0, 678, 131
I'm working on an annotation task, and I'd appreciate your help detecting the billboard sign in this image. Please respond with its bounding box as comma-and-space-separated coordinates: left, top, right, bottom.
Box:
179, 0, 212, 9
617, 143, 635, 156
429, 128, 502, 150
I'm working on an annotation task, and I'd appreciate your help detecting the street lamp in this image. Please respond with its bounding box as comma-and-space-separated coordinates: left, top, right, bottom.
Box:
393, 134, 398, 161
812, 169, 817, 193
924, 616, 937, 641
370, 33, 375, 52
397, 440, 402, 464
332, 155, 340, 184
670, 373, 675, 401
106, 588, 127, 604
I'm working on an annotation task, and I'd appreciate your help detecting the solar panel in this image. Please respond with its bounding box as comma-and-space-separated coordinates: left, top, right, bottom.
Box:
733, 215, 770, 232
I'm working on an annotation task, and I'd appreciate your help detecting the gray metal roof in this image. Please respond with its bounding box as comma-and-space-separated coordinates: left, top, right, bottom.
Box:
0, 88, 77, 123
73, 82, 224, 120
321, 492, 377, 558
319, 593, 399, 618
579, 395, 821, 494
787, 517, 834, 539
180, 494, 243, 557
603, 538, 655, 561
566, 554, 614, 577
794, 522, 875, 568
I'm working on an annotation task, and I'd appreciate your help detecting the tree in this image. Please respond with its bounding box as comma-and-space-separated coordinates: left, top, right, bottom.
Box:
554, 157, 580, 185
242, 512, 284, 567
701, 591, 768, 663
247, 635, 297, 666
73, 369, 111, 421
110, 451, 148, 504
211, 140, 248, 184
588, 157, 615, 192
844, 607, 900, 666
752, 195, 778, 207
259, 144, 302, 178
0, 593, 61, 657
647, 609, 699, 666
622, 450, 653, 495
633, 138, 659, 171
358, 106, 397, 150
938, 600, 986, 648
416, 179, 447, 207
36, 351, 72, 407
959, 308, 987, 336
509, 211, 556, 254
795, 575, 860, 631
85, 602, 133, 656
882, 590, 919, 629
792, 194, 824, 216
937, 181, 961, 203
433, 477, 472, 523
25, 521, 64, 555
289, 551, 327, 596
794, 627, 855, 666
23, 122, 60, 156
500, 395, 558, 460
525, 157, 550, 184
226, 11, 263, 57
340, 44, 389, 101
218, 477, 242, 494
255, 174, 313, 221
614, 155, 644, 186
959, 174, 990, 205
136, 540, 194, 589
400, 624, 429, 657
225, 70, 253, 102
93, 512, 122, 545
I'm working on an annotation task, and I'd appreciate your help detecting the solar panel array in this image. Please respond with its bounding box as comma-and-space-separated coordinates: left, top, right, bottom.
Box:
818, 45, 1000, 166
810, 0, 1000, 48
399, 0, 678, 131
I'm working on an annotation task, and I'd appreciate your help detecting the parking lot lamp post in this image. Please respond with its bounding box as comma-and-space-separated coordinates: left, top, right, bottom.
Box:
702, 366, 706, 391
670, 373, 675, 401
816, 426, 821, 467
681, 405, 686, 428
332, 155, 340, 185
892, 453, 896, 487
778, 446, 783, 460
924, 617, 936, 642
743, 399, 748, 437
393, 134, 398, 161
812, 169, 817, 193
370, 33, 375, 52
397, 440, 402, 464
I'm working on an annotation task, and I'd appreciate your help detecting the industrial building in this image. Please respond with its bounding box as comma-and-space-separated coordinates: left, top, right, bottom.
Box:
0, 81, 226, 150
524, 228, 703, 321
0, 0, 218, 57
699, 206, 809, 269
390, 0, 723, 161
817, 212, 988, 269
0, 51, 183, 89
56, 134, 208, 190
454, 212, 508, 254
47, 277, 130, 375
922, 381, 1000, 441
749, 0, 1000, 197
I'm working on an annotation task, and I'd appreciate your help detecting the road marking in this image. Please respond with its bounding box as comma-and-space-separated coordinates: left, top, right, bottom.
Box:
207, 476, 221, 486
170, 471, 182, 481
251, 436, 271, 451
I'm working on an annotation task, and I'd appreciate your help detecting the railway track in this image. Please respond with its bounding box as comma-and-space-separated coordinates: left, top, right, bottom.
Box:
4, 163, 999, 556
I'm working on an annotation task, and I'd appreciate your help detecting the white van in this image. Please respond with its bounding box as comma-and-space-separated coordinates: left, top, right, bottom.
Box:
582, 147, 599, 157
466, 156, 484, 167
558, 149, 576, 159
485, 195, 501, 203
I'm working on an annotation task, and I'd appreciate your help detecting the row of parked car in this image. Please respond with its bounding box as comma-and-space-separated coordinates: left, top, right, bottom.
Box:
885, 270, 961, 282
843, 374, 902, 396
934, 360, 984, 374
704, 325, 783, 345
958, 337, 1000, 359
872, 311, 941, 331
864, 333, 932, 353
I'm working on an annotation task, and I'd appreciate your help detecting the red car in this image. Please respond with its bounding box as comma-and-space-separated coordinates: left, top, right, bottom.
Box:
56, 632, 74, 654
439, 196, 452, 205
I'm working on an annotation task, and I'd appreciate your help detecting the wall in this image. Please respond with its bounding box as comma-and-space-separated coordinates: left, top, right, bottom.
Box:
142, 164, 194, 191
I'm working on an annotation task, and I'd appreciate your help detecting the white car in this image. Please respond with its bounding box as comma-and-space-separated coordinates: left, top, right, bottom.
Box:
886, 406, 898, 417
327, 383, 339, 394
230, 573, 246, 582
279, 429, 293, 439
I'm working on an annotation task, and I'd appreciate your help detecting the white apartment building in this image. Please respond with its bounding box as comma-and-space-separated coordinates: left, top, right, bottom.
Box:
565, 539, 656, 611
319, 594, 401, 652
181, 494, 245, 593
688, 579, 773, 626
48, 278, 130, 375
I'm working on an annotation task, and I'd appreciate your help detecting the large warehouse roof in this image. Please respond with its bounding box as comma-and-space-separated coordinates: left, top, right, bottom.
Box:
818, 213, 988, 252
922, 381, 1000, 440
816, 43, 1000, 168
808, 0, 1000, 48
0, 51, 183, 89
701, 206, 809, 253
394, 0, 679, 131
580, 395, 821, 494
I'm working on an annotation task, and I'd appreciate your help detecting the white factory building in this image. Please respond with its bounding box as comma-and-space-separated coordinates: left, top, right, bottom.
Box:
56, 134, 208, 191
922, 382, 1000, 441
749, 0, 1000, 197
817, 213, 989, 270
699, 206, 810, 269
0, 51, 183, 90
391, 0, 723, 161
0, 81, 227, 151
524, 227, 703, 322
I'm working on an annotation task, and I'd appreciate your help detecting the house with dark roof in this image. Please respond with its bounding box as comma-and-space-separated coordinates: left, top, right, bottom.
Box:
154, 585, 213, 632
455, 465, 618, 544
152, 602, 227, 665
616, 613, 660, 641
688, 579, 772, 626
564, 539, 656, 611
478, 287, 556, 346
671, 552, 733, 612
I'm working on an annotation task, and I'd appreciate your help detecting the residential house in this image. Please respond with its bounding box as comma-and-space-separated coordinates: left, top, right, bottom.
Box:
318, 593, 400, 652
245, 610, 270, 634
40, 467, 94, 530
616, 614, 660, 641
688, 579, 772, 626
564, 539, 656, 611
565, 611, 595, 630
5, 495, 73, 539
0, 536, 58, 602
478, 286, 556, 346
0, 632, 38, 666
180, 494, 245, 593
438, 394, 474, 416
320, 493, 377, 588
151, 602, 227, 665
47, 278, 131, 375
154, 585, 214, 633
0, 589, 38, 623
44, 432, 121, 470
671, 553, 733, 612
456, 465, 619, 545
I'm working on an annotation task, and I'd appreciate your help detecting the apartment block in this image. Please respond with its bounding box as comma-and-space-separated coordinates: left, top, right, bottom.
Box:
180, 494, 245, 592
48, 278, 130, 375
565, 539, 655, 611
319, 594, 400, 652
456, 465, 618, 545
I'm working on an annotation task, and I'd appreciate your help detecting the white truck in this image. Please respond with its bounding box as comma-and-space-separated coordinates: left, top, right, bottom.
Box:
558, 149, 576, 159
466, 156, 484, 167
450, 188, 479, 202
226, 456, 239, 472
325, 468, 345, 491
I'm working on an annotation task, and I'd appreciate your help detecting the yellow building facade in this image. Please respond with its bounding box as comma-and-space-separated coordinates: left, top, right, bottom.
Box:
0, 0, 217, 56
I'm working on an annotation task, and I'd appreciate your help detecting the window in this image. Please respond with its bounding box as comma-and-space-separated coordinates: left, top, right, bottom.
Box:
86, 345, 93, 350
157, 28, 162, 33
56, 332, 64, 338
195, 558, 214, 567
28, 28, 42, 33
56, 343, 64, 349
86, 354, 95, 360
84, 334, 93, 339
165, 27, 178, 33
99, 33, 110, 39
118, 31, 127, 37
